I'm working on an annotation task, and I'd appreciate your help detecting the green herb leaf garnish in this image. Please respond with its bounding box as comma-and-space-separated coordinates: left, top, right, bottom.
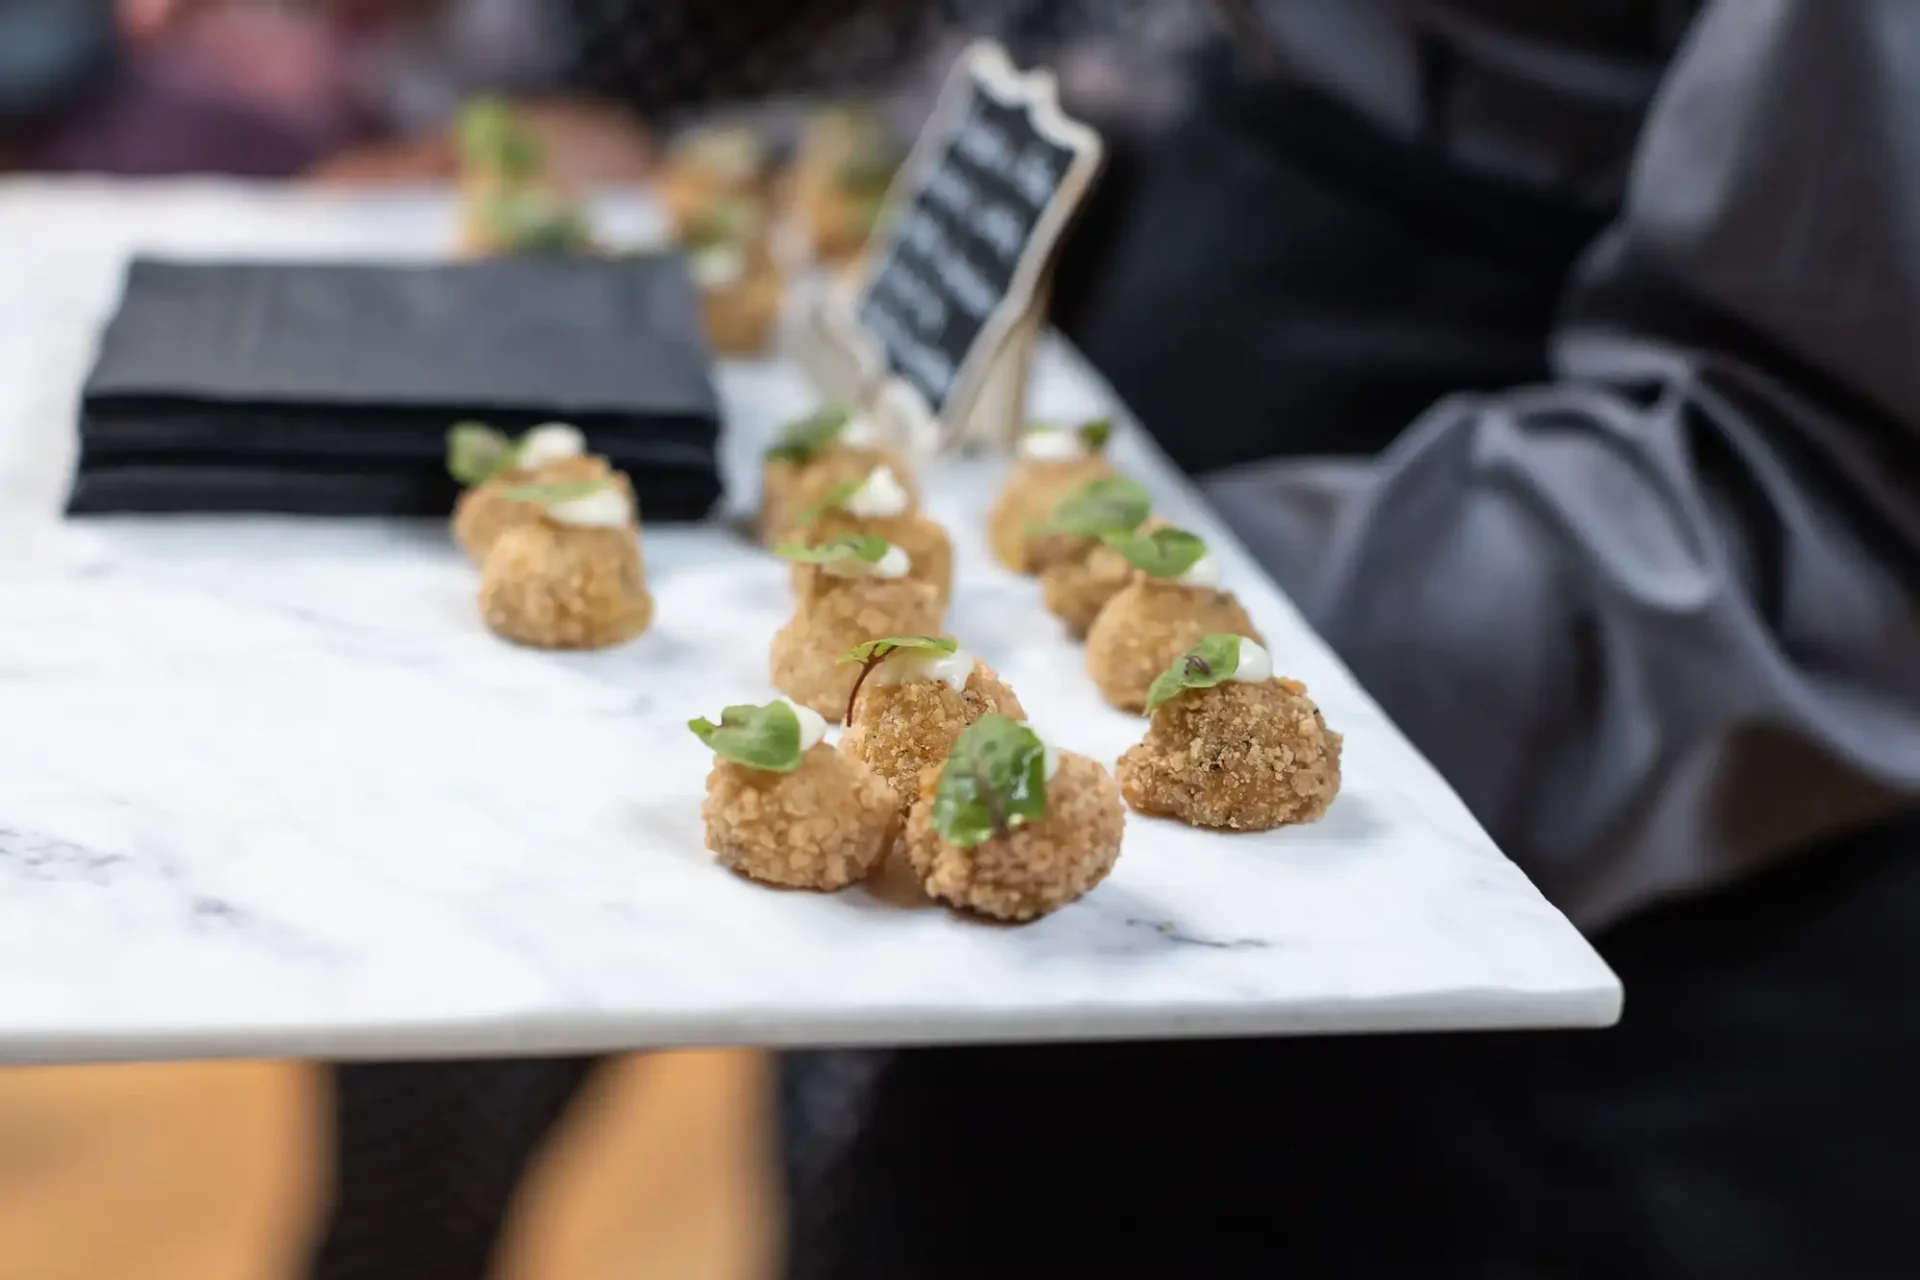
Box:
1102, 526, 1210, 579
479, 188, 593, 254
793, 477, 863, 529
840, 635, 955, 666
1036, 477, 1151, 538
688, 701, 806, 772
1077, 418, 1113, 452
773, 534, 890, 566
447, 421, 513, 487
1144, 634, 1245, 714
682, 198, 760, 250
838, 635, 958, 724
459, 97, 542, 182
766, 405, 854, 464
930, 714, 1050, 848
500, 479, 613, 506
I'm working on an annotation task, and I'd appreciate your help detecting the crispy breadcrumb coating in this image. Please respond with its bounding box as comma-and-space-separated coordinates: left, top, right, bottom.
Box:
760, 444, 919, 547
902, 751, 1124, 921
479, 521, 652, 649
790, 509, 954, 610
453, 455, 632, 565
1041, 538, 1139, 640
1118, 679, 1342, 830
770, 576, 944, 720
702, 744, 898, 890
701, 257, 784, 356
1084, 578, 1262, 714
986, 456, 1116, 573
841, 659, 1026, 809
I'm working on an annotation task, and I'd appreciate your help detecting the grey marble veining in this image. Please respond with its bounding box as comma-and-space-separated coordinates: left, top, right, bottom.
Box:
0, 181, 1618, 1063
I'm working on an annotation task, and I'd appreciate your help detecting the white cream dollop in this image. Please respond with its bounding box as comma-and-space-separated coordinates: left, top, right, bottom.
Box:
782, 697, 829, 751
515, 422, 585, 469
1176, 553, 1222, 589
545, 485, 634, 529
838, 413, 883, 449
843, 465, 911, 518
690, 244, 746, 290
1017, 429, 1087, 463
871, 646, 972, 691
1227, 637, 1273, 684
822, 544, 911, 580
1015, 720, 1062, 781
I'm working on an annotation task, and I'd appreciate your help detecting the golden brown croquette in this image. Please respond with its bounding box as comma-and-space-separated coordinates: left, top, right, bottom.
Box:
1118, 678, 1342, 830
1084, 578, 1262, 714
702, 744, 898, 890
840, 658, 1026, 809
479, 521, 652, 650
1041, 538, 1141, 640
986, 456, 1116, 574
901, 750, 1125, 921
699, 253, 785, 356
789, 509, 954, 610
760, 444, 920, 547
770, 576, 945, 720
453, 454, 633, 565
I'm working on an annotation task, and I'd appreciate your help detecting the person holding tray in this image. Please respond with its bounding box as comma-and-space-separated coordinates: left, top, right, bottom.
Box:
781, 3, 1920, 1279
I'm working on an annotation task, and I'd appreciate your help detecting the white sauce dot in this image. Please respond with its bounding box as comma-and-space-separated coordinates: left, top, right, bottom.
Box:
782, 698, 829, 750
1227, 637, 1273, 684
843, 465, 910, 518
822, 544, 911, 579
838, 413, 883, 448
1176, 552, 1222, 589
1017, 429, 1086, 463
516, 423, 585, 469
546, 486, 633, 529
691, 244, 746, 289
871, 647, 972, 691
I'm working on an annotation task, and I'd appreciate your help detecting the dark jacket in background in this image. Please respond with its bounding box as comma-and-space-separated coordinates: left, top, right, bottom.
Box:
783, 3, 1920, 1277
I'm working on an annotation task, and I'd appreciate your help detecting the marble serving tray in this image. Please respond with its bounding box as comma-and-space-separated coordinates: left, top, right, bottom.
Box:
0, 182, 1620, 1063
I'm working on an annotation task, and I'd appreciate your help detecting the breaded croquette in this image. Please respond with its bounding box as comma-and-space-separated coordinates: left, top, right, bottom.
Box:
478, 478, 651, 649
703, 743, 899, 890
902, 747, 1125, 922
1118, 638, 1342, 829
770, 548, 944, 720
840, 646, 1024, 809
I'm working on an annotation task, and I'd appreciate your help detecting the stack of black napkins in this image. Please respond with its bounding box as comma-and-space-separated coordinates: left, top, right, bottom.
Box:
71, 256, 723, 520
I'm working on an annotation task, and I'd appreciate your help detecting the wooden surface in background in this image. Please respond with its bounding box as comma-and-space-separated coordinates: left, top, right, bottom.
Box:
0, 1051, 777, 1280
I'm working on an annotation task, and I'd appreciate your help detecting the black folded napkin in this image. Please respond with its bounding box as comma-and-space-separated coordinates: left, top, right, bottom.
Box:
71, 255, 724, 520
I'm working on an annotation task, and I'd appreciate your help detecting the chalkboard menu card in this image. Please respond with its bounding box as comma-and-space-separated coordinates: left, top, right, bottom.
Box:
801, 41, 1102, 453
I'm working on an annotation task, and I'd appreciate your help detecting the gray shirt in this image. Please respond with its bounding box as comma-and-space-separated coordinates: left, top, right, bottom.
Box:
1210, 0, 1920, 928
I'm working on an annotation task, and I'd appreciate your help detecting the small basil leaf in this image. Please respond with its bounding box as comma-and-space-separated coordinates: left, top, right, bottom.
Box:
447, 421, 513, 487
774, 534, 889, 566
688, 701, 805, 772
766, 405, 853, 464
839, 635, 956, 666
1076, 418, 1113, 452
1102, 526, 1210, 579
1144, 634, 1244, 714
499, 479, 613, 506
793, 477, 863, 529
459, 98, 542, 182
481, 189, 592, 254
929, 714, 1050, 848
1035, 477, 1151, 538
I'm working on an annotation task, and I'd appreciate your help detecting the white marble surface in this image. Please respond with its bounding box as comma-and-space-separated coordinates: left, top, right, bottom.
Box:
0, 182, 1619, 1063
